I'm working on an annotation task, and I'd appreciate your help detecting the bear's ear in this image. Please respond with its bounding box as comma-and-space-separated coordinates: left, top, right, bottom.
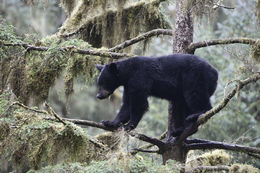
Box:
108, 63, 118, 74
96, 64, 104, 72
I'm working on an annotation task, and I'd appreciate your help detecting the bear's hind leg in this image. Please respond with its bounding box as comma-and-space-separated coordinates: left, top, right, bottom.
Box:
167, 98, 188, 139
183, 89, 212, 133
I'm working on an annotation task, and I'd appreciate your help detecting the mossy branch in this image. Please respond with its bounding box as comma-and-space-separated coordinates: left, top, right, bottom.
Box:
2, 42, 132, 59
186, 140, 260, 159
176, 73, 260, 144
108, 29, 173, 52
188, 38, 258, 52
186, 165, 230, 173
46, 117, 165, 148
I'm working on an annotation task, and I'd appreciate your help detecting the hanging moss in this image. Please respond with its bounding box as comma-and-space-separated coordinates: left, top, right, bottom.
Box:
0, 20, 105, 105
58, 0, 171, 49
256, 0, 260, 26
251, 40, 260, 63
0, 96, 110, 172
229, 164, 260, 173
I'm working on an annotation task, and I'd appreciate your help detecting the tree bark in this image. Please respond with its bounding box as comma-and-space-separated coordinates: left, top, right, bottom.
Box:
163, 0, 194, 164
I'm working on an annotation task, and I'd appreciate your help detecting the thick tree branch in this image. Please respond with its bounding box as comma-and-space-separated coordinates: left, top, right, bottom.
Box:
128, 131, 165, 148
188, 38, 258, 52
176, 73, 260, 144
1, 42, 132, 59
131, 130, 167, 155
186, 141, 260, 158
108, 29, 173, 52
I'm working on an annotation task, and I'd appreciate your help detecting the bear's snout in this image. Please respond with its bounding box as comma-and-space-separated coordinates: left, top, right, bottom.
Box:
96, 89, 111, 99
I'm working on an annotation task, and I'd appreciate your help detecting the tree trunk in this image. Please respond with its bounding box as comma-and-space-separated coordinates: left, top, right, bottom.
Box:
163, 0, 194, 164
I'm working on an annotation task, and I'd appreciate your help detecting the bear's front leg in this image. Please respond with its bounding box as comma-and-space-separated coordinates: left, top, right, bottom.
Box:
124, 92, 148, 131
102, 90, 130, 130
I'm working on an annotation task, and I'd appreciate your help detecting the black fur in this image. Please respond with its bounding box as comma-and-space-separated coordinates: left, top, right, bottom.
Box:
96, 54, 218, 136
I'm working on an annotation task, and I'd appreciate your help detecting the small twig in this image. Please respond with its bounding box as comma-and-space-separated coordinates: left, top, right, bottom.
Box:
1, 101, 47, 117
108, 29, 173, 52
213, 3, 235, 10
44, 102, 67, 125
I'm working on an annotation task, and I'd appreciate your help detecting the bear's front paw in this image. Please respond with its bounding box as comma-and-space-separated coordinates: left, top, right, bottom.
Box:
124, 123, 136, 132
101, 120, 120, 129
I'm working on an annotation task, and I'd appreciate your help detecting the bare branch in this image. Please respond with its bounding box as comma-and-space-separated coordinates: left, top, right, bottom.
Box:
185, 165, 230, 173
186, 141, 260, 159
176, 73, 260, 144
188, 38, 258, 52
131, 130, 167, 155
131, 148, 159, 154
108, 29, 173, 52
128, 131, 166, 148
1, 42, 132, 59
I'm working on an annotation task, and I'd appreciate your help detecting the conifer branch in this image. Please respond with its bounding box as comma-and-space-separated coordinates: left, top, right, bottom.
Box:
188, 38, 258, 52
1, 42, 132, 59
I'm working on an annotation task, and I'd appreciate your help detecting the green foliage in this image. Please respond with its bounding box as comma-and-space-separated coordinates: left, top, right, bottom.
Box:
28, 156, 179, 173
0, 93, 109, 173
0, 19, 107, 105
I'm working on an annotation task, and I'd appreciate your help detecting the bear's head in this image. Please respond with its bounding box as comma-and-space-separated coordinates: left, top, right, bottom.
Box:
96, 63, 120, 99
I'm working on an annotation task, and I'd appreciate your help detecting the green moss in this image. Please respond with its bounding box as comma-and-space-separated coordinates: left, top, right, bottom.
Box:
186, 150, 231, 172
28, 156, 179, 173
0, 95, 109, 172
0, 20, 103, 105
58, 0, 171, 49
251, 40, 260, 63
230, 163, 260, 173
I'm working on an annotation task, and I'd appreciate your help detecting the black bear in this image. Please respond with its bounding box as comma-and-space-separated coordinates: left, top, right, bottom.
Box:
96, 54, 218, 137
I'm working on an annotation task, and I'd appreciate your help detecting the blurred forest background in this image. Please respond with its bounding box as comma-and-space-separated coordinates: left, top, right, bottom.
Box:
0, 0, 259, 170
